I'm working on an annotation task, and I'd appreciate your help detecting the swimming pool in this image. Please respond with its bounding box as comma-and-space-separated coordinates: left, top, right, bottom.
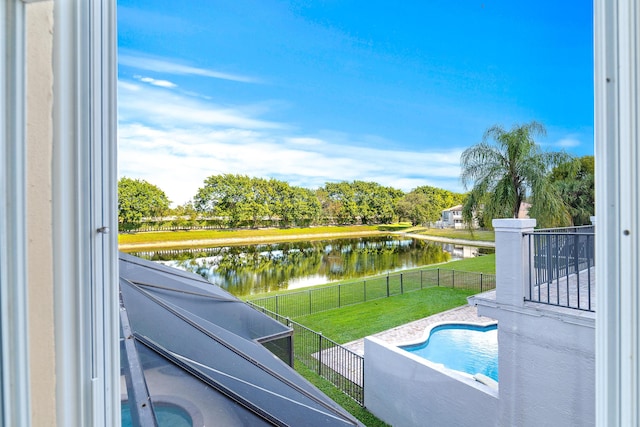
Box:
400, 323, 498, 381
121, 401, 192, 427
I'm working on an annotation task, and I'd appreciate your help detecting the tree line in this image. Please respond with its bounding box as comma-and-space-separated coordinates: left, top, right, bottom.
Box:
119, 121, 595, 231
118, 176, 465, 231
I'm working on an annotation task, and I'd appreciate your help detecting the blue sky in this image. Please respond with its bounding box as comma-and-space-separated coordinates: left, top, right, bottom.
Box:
117, 1, 594, 206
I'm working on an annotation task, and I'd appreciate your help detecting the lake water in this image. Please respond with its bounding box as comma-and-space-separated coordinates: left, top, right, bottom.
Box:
131, 236, 492, 296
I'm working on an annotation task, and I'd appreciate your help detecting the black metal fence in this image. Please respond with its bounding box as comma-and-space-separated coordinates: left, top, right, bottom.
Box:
247, 303, 365, 405
248, 268, 495, 319
525, 225, 595, 311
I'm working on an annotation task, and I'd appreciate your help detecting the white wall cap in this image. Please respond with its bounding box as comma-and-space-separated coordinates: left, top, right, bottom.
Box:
492, 218, 537, 230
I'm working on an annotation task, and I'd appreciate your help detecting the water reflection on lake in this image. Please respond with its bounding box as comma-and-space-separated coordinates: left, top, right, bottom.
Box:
131, 236, 492, 297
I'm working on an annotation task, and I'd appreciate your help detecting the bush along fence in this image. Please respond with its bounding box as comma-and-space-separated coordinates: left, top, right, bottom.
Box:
246, 302, 365, 406
248, 268, 496, 319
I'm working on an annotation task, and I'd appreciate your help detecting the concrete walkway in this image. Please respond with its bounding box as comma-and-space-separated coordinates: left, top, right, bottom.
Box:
342, 304, 495, 356
400, 232, 495, 248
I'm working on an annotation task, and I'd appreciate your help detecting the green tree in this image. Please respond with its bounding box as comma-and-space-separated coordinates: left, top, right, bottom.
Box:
410, 185, 465, 225
550, 155, 595, 226
460, 121, 572, 228
118, 177, 170, 224
396, 192, 430, 225
321, 181, 402, 225
194, 174, 269, 227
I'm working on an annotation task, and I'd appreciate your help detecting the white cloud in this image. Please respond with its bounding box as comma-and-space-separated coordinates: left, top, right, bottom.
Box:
120, 51, 260, 83
118, 80, 464, 206
119, 81, 284, 129
555, 137, 581, 148
136, 75, 177, 88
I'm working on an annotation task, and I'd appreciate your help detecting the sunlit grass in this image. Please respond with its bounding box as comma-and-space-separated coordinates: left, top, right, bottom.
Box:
415, 228, 495, 241
118, 224, 403, 246
295, 286, 476, 344
294, 362, 390, 427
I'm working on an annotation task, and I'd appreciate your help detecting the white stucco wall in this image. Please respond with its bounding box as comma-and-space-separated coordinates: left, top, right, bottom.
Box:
364, 336, 499, 427
471, 218, 595, 427
477, 303, 595, 427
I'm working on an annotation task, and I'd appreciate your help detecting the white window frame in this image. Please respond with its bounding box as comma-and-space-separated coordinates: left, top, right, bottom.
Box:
0, 1, 30, 426
2, 1, 118, 426
594, 0, 640, 425
53, 1, 119, 426
2, 0, 638, 426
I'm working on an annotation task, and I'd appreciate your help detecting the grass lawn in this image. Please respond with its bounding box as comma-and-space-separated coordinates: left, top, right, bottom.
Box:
416, 228, 495, 242
118, 224, 412, 246
433, 253, 495, 273
294, 286, 477, 344
294, 362, 390, 427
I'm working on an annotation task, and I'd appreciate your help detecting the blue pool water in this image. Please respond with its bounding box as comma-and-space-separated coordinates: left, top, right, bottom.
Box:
121, 401, 192, 427
400, 323, 498, 381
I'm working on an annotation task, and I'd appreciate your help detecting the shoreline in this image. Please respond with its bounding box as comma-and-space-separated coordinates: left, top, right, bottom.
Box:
401, 233, 495, 248
118, 230, 388, 251
118, 229, 495, 251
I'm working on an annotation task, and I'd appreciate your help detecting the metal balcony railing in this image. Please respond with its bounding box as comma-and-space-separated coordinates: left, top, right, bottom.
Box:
524, 225, 595, 312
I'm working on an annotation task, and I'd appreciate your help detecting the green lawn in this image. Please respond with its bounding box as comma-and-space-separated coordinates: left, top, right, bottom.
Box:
294, 362, 389, 427
434, 253, 495, 273
119, 224, 412, 246
416, 228, 495, 242
294, 286, 477, 344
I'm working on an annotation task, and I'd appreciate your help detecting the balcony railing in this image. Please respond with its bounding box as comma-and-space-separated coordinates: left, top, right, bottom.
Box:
524, 225, 595, 312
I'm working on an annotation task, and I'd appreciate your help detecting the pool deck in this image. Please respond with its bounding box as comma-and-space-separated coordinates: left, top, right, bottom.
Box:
342, 304, 495, 356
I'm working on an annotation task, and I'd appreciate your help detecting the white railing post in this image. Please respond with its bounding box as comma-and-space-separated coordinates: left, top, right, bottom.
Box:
492, 219, 537, 307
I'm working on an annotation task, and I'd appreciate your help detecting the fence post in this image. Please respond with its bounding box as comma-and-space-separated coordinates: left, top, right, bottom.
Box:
480, 273, 483, 292
452, 270, 455, 288
364, 280, 367, 302
400, 273, 404, 294
493, 218, 536, 306
420, 270, 423, 289
309, 290, 312, 315
437, 268, 440, 287
386, 275, 390, 297
276, 294, 279, 314
318, 332, 323, 375
338, 284, 341, 308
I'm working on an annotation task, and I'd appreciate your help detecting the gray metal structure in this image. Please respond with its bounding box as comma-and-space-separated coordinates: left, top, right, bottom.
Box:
119, 253, 362, 426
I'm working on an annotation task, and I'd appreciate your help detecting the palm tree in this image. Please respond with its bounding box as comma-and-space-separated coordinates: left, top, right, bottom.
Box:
460, 121, 572, 228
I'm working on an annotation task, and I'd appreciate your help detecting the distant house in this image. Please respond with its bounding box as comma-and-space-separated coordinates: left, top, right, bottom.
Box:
440, 205, 471, 229
439, 202, 531, 229
517, 202, 532, 219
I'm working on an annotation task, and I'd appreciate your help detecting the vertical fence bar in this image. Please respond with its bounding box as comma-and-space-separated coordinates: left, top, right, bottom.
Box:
386, 275, 390, 297
558, 235, 575, 307
587, 234, 592, 311
420, 270, 423, 289
555, 234, 560, 305
480, 273, 483, 293
437, 268, 440, 286
400, 273, 404, 294
546, 234, 551, 303
338, 284, 341, 308
575, 234, 581, 308
318, 333, 323, 375
452, 269, 455, 288
537, 234, 542, 301
363, 280, 367, 302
